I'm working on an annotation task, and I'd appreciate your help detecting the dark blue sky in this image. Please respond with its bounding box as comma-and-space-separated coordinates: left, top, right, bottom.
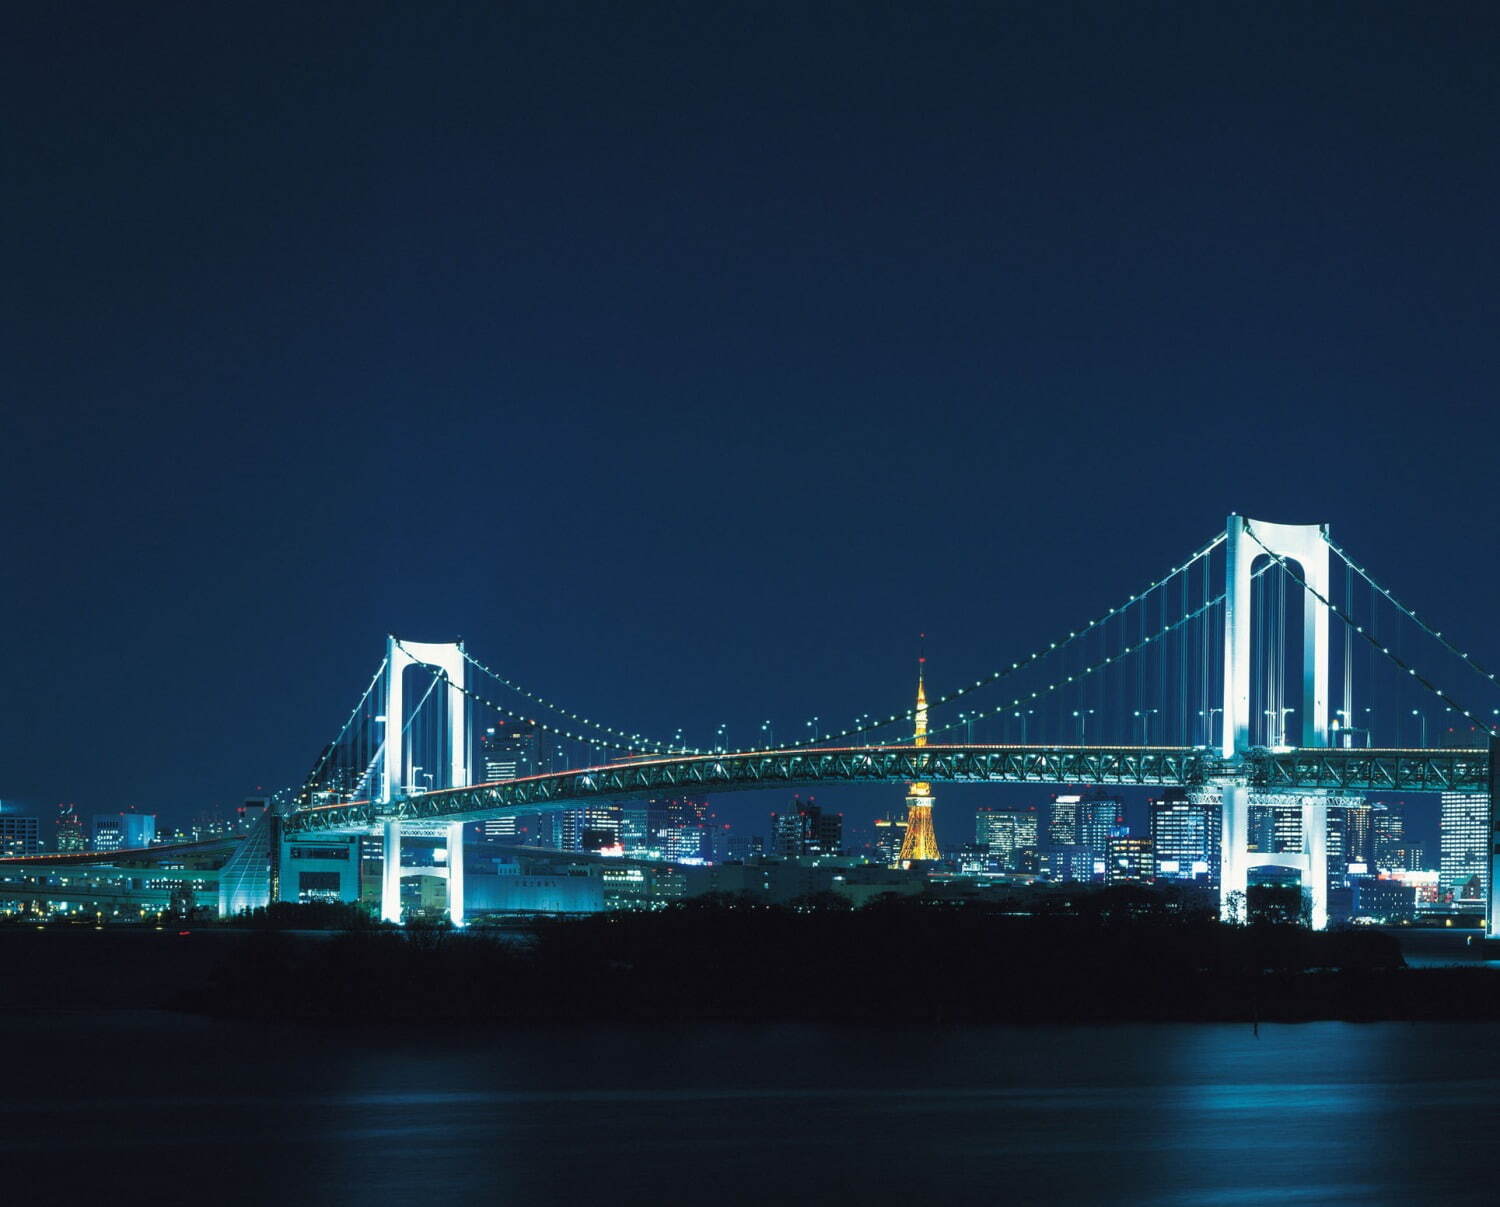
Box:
4, 3, 1499, 842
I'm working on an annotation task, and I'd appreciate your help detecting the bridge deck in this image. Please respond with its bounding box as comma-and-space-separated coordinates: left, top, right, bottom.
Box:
283, 743, 1493, 835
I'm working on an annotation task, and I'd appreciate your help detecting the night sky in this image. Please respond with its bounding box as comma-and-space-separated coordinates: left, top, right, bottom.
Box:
5, 4, 1499, 845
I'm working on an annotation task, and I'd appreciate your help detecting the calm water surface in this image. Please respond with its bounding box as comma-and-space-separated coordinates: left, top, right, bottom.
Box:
3, 1012, 1498, 1206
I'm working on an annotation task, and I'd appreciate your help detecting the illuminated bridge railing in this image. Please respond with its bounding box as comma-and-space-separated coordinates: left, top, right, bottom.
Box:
1247, 747, 1492, 793
284, 744, 1221, 835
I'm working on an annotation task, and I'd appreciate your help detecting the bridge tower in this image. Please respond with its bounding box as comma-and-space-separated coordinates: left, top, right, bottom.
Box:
1218, 516, 1332, 929
378, 638, 470, 925
897, 658, 941, 866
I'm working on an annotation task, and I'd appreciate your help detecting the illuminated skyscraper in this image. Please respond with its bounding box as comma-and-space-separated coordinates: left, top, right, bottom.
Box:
478, 720, 542, 841
91, 811, 155, 852
897, 659, 940, 865
1149, 789, 1216, 881
1440, 791, 1488, 904
770, 796, 843, 859
0, 802, 39, 857
975, 807, 1039, 870
55, 803, 86, 853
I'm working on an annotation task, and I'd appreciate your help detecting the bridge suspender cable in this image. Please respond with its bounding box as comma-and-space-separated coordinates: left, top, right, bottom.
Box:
918, 561, 1272, 743
1239, 520, 1498, 738
733, 531, 1232, 752
439, 535, 1230, 758
395, 639, 698, 757
1324, 534, 1500, 690
299, 656, 389, 802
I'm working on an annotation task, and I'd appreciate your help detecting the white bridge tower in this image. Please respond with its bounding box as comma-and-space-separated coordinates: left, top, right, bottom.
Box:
1217, 515, 1332, 929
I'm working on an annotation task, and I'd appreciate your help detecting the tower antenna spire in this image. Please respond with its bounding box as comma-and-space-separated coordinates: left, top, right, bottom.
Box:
897, 634, 940, 866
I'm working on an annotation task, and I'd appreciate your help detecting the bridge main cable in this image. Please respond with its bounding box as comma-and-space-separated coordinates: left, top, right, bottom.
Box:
1324, 533, 1500, 690
459, 646, 702, 754
919, 559, 1269, 741
298, 656, 389, 803
780, 530, 1228, 750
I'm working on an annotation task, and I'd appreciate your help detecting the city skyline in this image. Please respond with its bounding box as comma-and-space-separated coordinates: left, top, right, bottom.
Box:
7, 6, 1500, 829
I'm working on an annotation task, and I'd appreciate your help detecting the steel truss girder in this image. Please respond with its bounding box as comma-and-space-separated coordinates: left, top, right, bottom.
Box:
1247, 747, 1490, 792
282, 744, 1494, 837
282, 744, 1218, 835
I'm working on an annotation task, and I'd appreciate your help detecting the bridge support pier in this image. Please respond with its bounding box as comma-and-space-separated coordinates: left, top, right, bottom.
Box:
381, 820, 402, 924
1220, 787, 1329, 929
1219, 785, 1250, 923
447, 821, 465, 927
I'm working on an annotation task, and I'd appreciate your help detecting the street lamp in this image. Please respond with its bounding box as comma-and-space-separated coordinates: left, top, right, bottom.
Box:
1133, 708, 1159, 745
761, 720, 774, 749
1072, 708, 1095, 742
1264, 707, 1294, 747
1333, 708, 1352, 749
716, 723, 727, 753
1013, 710, 1034, 743
1198, 707, 1223, 749
1411, 709, 1428, 748
806, 717, 820, 745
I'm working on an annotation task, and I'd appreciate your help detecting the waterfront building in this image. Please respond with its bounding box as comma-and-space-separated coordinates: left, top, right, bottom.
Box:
897, 662, 941, 864
91, 812, 155, 852
975, 807, 1039, 871
1352, 876, 1417, 923
1149, 789, 1215, 881
466, 860, 603, 915
1440, 791, 1489, 904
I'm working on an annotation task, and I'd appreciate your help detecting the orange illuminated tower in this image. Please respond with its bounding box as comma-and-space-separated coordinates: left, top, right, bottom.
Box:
897, 651, 941, 866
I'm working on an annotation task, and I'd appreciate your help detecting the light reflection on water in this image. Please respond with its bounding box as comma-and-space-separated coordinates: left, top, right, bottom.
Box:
6, 1012, 1500, 1206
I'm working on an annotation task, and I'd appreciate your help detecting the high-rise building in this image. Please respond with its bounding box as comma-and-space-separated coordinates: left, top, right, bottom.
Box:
1047, 794, 1081, 846
1326, 800, 1373, 885
0, 803, 40, 857
975, 807, 1039, 871
1440, 791, 1489, 904
1149, 789, 1216, 881
479, 721, 541, 783
770, 796, 843, 859
91, 812, 155, 852
55, 803, 86, 853
477, 721, 543, 841
558, 803, 624, 852
1339, 800, 1374, 869
1373, 802, 1406, 871
662, 798, 714, 861
1078, 796, 1122, 865
873, 806, 907, 867
897, 661, 940, 865
1107, 836, 1154, 884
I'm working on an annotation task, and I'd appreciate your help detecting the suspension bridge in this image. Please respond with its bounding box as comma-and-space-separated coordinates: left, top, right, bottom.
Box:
24, 515, 1500, 934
